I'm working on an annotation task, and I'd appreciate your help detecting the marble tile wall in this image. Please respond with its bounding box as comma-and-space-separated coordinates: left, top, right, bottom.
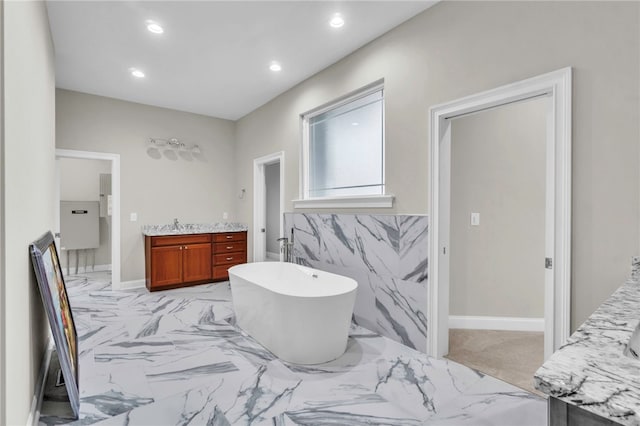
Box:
283, 213, 428, 351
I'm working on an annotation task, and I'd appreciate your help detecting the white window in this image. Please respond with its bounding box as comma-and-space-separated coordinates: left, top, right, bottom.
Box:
296, 82, 393, 208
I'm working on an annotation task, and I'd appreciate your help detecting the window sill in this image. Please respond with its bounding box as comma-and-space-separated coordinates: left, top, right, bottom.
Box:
292, 194, 395, 209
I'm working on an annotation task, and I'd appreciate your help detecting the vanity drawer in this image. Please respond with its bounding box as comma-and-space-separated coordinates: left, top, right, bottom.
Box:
212, 262, 243, 281
151, 234, 211, 247
212, 240, 246, 254
212, 232, 246, 243
213, 252, 247, 265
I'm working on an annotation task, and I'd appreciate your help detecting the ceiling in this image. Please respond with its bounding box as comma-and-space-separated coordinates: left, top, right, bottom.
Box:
46, 1, 436, 121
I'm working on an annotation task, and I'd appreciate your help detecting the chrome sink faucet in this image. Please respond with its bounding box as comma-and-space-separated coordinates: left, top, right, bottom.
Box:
173, 218, 180, 230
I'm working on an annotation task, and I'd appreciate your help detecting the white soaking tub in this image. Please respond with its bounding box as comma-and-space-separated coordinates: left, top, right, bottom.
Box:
228, 261, 357, 365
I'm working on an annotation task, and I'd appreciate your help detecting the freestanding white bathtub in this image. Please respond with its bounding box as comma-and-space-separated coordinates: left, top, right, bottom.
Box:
228, 262, 358, 365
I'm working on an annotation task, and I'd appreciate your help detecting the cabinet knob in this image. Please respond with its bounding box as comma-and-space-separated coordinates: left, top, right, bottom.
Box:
184, 246, 188, 250
226, 257, 233, 261
226, 235, 233, 239
227, 246, 233, 250
180, 246, 183, 250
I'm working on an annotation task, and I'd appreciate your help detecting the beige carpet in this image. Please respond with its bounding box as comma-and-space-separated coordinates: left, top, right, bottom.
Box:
445, 329, 544, 395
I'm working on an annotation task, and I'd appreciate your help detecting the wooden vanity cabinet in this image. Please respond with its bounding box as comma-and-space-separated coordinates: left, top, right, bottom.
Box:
145, 234, 212, 291
211, 231, 247, 281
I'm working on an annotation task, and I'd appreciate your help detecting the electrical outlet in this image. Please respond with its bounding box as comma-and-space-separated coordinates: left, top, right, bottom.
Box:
130, 212, 138, 222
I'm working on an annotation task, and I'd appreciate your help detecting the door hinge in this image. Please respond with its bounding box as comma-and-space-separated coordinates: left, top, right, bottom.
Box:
545, 257, 553, 269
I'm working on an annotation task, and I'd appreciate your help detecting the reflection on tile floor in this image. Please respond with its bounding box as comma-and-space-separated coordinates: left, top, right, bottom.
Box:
39, 271, 547, 425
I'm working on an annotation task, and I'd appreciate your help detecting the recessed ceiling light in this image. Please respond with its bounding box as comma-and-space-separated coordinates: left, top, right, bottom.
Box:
146, 20, 164, 34
130, 68, 145, 78
329, 13, 344, 28
269, 61, 282, 72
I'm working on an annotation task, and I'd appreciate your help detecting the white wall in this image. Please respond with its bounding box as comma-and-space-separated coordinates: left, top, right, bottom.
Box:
265, 162, 280, 255
0, 1, 5, 422
56, 90, 237, 283
2, 1, 56, 423
59, 157, 112, 269
450, 97, 547, 318
234, 1, 640, 330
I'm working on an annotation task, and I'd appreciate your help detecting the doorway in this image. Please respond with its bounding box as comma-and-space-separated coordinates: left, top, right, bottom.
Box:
445, 96, 547, 393
58, 157, 112, 274
428, 68, 572, 361
253, 151, 284, 262
55, 149, 121, 290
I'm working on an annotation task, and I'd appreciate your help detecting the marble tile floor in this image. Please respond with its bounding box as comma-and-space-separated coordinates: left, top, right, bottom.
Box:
40, 271, 547, 425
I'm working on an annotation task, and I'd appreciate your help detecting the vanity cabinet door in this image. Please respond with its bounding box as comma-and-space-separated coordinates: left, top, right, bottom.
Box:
145, 234, 213, 291
182, 243, 212, 283
150, 245, 183, 288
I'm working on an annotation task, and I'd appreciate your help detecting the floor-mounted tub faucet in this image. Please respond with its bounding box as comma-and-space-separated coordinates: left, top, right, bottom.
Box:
277, 237, 294, 263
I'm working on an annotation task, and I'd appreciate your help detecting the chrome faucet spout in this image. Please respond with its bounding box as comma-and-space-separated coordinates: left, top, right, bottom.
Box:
173, 218, 180, 230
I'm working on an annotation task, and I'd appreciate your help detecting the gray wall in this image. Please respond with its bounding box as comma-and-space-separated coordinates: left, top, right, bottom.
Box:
450, 97, 547, 318
56, 90, 237, 283
265, 162, 280, 256
2, 1, 56, 423
59, 157, 112, 268
234, 1, 640, 331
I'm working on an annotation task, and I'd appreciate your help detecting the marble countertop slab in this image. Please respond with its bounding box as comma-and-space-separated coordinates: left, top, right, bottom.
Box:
141, 222, 248, 236
535, 272, 640, 425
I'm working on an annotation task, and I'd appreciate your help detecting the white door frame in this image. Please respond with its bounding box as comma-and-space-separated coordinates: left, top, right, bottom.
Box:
55, 149, 121, 290
253, 151, 285, 262
428, 68, 572, 360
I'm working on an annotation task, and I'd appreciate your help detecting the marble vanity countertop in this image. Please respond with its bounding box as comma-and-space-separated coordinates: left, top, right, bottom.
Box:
534, 273, 640, 425
141, 222, 248, 236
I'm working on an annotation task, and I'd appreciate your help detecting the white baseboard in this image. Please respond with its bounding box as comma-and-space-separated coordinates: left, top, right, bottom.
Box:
449, 315, 545, 332
27, 337, 53, 426
62, 263, 112, 275
118, 279, 146, 291
266, 251, 280, 261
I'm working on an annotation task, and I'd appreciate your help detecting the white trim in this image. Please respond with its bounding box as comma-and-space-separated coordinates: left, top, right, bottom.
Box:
300, 79, 385, 119
293, 194, 394, 209
119, 279, 145, 291
428, 67, 572, 361
55, 149, 121, 290
449, 316, 545, 332
253, 151, 285, 263
27, 337, 53, 426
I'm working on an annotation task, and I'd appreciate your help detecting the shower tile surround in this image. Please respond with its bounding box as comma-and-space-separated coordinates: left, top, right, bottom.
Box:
283, 213, 429, 350
39, 271, 546, 425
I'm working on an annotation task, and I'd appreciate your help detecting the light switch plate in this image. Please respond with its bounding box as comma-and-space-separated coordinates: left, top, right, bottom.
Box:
130, 212, 138, 222
470, 212, 480, 226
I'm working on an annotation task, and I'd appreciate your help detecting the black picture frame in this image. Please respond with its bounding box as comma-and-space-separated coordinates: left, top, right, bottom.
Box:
30, 231, 80, 418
